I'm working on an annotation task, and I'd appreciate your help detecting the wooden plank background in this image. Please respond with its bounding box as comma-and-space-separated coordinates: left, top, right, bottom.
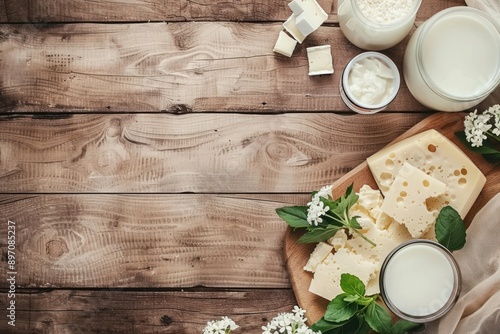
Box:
0, 0, 499, 332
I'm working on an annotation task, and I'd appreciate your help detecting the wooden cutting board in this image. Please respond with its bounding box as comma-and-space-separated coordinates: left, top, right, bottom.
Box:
283, 112, 500, 325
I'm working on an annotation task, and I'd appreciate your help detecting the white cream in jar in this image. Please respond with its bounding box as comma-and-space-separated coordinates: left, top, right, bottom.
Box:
338, 0, 422, 50
340, 52, 400, 114
380, 240, 461, 323
403, 7, 500, 111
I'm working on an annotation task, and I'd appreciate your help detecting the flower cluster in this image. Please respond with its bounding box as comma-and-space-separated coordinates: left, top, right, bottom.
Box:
463, 104, 500, 147
261, 306, 321, 334
306, 185, 333, 226
203, 316, 238, 334
202, 306, 320, 334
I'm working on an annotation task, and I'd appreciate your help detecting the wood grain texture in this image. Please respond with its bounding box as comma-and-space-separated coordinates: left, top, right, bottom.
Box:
0, 0, 466, 23
284, 112, 500, 325
0, 113, 427, 193
0, 193, 310, 288
0, 288, 298, 333
0, 22, 433, 113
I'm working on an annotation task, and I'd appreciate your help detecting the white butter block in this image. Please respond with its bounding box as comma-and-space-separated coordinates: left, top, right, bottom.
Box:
283, 14, 306, 43
366, 129, 487, 219
288, 0, 305, 15
381, 162, 447, 238
273, 30, 297, 57
295, 12, 317, 36
306, 45, 334, 76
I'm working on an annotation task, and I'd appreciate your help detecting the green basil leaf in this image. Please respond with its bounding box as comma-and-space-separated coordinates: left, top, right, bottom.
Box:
349, 216, 363, 230
311, 318, 349, 332
392, 319, 425, 334
455, 131, 500, 163
275, 206, 309, 228
298, 226, 342, 243
340, 273, 366, 297
343, 295, 360, 303
435, 205, 466, 251
324, 293, 358, 323
365, 302, 393, 334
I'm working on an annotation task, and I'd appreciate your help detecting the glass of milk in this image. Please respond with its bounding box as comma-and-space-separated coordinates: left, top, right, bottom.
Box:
340, 52, 400, 114
379, 240, 461, 323
403, 7, 500, 112
337, 0, 422, 50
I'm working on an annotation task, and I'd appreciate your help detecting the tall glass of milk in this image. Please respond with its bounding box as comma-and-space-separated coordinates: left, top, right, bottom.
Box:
337, 0, 422, 50
379, 240, 461, 323
403, 7, 500, 112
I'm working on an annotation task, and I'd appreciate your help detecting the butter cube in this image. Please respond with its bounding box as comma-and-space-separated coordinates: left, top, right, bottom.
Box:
306, 45, 334, 76
288, 0, 306, 15
283, 14, 306, 43
289, 0, 328, 37
295, 12, 316, 36
273, 30, 298, 57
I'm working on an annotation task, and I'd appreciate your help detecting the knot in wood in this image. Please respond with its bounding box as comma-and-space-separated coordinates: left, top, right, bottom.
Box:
160, 315, 173, 325
46, 239, 69, 258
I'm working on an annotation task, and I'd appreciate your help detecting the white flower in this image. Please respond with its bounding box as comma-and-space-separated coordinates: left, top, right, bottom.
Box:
485, 104, 500, 136
261, 306, 321, 334
306, 185, 332, 226
203, 316, 238, 334
464, 109, 492, 147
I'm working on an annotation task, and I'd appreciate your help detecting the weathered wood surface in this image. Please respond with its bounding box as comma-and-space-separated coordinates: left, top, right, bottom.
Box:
0, 0, 465, 23
0, 194, 302, 288
0, 0, 498, 333
0, 22, 426, 113
0, 289, 297, 333
0, 113, 427, 193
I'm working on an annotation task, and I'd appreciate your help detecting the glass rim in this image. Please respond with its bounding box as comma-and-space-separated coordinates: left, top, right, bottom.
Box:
379, 239, 462, 323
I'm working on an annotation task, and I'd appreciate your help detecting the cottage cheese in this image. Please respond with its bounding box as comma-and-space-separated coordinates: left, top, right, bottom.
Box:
357, 0, 415, 25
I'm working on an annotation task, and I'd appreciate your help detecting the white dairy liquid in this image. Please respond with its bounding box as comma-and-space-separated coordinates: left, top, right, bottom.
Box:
404, 7, 500, 111
421, 13, 499, 97
382, 243, 454, 316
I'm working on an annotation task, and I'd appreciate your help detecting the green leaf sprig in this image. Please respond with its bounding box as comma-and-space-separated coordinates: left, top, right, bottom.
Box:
311, 274, 424, 334
435, 205, 466, 251
276, 184, 376, 246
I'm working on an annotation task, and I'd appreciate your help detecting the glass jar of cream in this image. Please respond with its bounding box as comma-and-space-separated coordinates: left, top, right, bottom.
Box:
379, 240, 461, 323
340, 52, 400, 114
338, 0, 422, 50
403, 7, 500, 112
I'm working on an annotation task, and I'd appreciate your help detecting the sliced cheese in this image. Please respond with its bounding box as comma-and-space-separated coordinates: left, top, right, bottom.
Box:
366, 129, 486, 219
380, 162, 447, 238
309, 249, 377, 300
273, 30, 297, 57
327, 229, 348, 250
303, 241, 333, 272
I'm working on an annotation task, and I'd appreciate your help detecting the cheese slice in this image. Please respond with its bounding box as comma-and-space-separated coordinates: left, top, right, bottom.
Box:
366, 129, 486, 219
303, 241, 333, 272
380, 162, 447, 238
309, 249, 377, 300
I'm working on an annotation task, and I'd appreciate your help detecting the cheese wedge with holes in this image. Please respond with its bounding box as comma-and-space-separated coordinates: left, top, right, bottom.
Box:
366, 129, 486, 219
380, 162, 447, 238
